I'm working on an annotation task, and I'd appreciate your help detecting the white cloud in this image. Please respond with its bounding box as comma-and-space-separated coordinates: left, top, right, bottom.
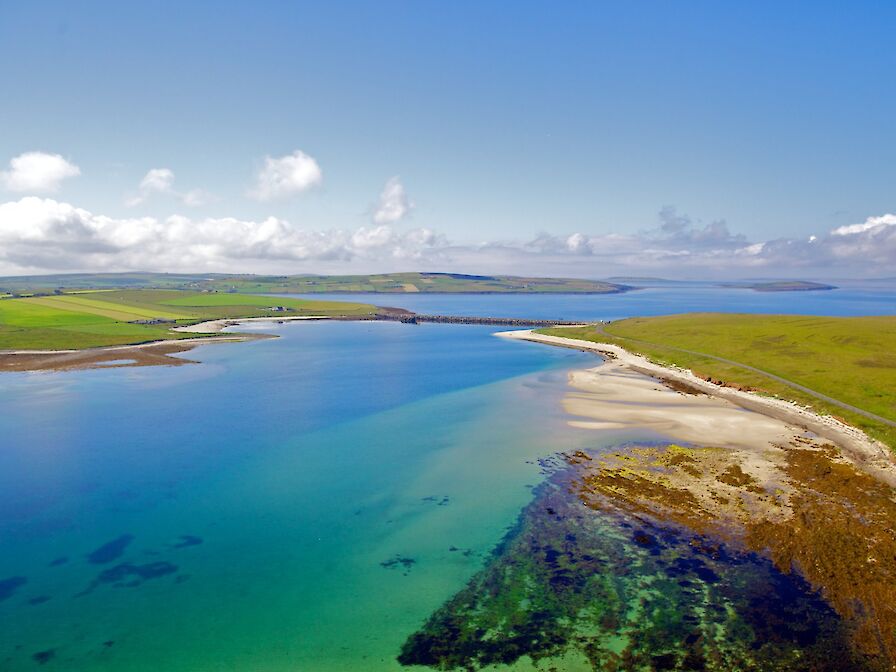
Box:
1, 152, 80, 193
139, 168, 175, 193
126, 168, 209, 207
0, 198, 893, 279
182, 189, 208, 207
248, 150, 322, 201
372, 176, 413, 224
460, 210, 896, 278
0, 197, 444, 275
831, 213, 896, 236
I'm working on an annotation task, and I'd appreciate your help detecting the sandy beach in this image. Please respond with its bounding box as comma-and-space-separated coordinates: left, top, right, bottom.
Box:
497, 328, 896, 664
172, 315, 331, 333
496, 328, 896, 486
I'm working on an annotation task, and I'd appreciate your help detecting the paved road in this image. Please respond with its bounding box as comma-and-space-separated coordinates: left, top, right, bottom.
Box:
594, 325, 896, 428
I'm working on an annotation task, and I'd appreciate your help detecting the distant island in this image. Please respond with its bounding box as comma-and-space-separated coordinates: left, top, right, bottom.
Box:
722, 280, 837, 292
0, 272, 629, 296
604, 277, 839, 292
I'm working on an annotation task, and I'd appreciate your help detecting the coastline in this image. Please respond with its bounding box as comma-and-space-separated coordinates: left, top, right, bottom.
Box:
171, 315, 331, 333
496, 328, 896, 485
493, 328, 896, 665
0, 316, 331, 372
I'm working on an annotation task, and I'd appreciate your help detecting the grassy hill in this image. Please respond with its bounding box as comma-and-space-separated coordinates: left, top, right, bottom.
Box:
542, 313, 896, 449
0, 272, 627, 295
0, 290, 376, 351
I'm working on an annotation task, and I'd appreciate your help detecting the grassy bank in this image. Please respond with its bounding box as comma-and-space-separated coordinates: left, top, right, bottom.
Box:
541, 313, 896, 450
0, 290, 376, 351
0, 271, 627, 295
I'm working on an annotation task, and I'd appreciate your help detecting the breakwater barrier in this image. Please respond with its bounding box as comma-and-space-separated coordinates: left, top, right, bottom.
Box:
374, 313, 586, 327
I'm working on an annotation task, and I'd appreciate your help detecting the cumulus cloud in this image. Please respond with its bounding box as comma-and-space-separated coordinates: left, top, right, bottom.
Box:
126, 168, 209, 207
655, 206, 747, 249
1, 152, 80, 193
0, 197, 445, 275
831, 213, 896, 236
139, 167, 175, 193
248, 150, 322, 201
372, 176, 413, 224
0, 197, 893, 278
467, 209, 896, 278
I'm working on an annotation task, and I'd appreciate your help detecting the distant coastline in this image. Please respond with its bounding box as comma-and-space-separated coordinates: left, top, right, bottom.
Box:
0, 271, 631, 296
722, 280, 837, 292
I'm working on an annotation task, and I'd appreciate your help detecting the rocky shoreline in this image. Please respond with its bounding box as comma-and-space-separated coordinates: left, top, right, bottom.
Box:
482, 328, 896, 670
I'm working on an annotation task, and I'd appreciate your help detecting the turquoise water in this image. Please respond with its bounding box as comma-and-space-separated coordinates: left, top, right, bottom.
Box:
0, 321, 603, 670
1, 289, 894, 670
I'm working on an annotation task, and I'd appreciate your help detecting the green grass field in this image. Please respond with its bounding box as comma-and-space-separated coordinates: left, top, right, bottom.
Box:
0, 271, 627, 295
542, 314, 896, 450
0, 290, 377, 351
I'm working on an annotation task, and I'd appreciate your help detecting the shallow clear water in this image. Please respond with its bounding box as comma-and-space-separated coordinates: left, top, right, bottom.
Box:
0, 321, 603, 670
1, 289, 893, 670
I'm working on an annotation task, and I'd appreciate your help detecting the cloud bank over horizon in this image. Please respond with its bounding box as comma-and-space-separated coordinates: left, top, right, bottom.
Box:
0, 196, 893, 280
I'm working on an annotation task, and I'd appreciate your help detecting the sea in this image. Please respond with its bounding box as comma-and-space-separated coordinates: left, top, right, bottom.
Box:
0, 284, 893, 670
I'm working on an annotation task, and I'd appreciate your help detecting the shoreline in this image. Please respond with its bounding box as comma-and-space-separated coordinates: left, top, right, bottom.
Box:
0, 316, 331, 372
495, 328, 896, 664
171, 315, 331, 333
496, 328, 896, 486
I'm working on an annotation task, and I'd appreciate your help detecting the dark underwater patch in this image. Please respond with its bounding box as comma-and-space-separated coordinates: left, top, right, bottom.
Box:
398, 472, 865, 671
170, 534, 203, 549
381, 556, 416, 575
0, 576, 27, 602
48, 557, 68, 568
32, 649, 55, 665
78, 561, 178, 595
86, 534, 135, 564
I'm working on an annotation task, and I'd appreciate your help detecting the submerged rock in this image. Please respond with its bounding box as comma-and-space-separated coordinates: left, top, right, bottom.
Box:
86, 534, 135, 564
0, 576, 27, 602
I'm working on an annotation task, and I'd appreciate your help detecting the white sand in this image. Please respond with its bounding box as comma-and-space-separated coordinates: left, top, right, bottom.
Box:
173, 315, 331, 333
496, 329, 896, 485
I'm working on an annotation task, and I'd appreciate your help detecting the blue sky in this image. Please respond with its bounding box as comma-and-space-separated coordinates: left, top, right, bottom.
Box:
0, 1, 894, 278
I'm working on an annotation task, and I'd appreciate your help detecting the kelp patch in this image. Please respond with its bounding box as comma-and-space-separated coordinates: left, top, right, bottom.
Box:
398, 453, 867, 671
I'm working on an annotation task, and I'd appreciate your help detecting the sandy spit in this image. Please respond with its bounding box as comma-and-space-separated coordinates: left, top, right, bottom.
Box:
496, 329, 896, 486
172, 315, 331, 333
0, 316, 331, 372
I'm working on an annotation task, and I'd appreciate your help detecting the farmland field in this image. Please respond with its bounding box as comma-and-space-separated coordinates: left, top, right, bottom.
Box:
0, 290, 377, 351
0, 271, 628, 295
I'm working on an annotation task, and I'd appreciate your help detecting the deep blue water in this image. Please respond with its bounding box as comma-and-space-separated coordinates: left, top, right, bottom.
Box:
291, 284, 896, 320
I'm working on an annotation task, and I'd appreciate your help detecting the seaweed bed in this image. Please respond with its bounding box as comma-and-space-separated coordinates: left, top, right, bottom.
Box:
399, 441, 896, 671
